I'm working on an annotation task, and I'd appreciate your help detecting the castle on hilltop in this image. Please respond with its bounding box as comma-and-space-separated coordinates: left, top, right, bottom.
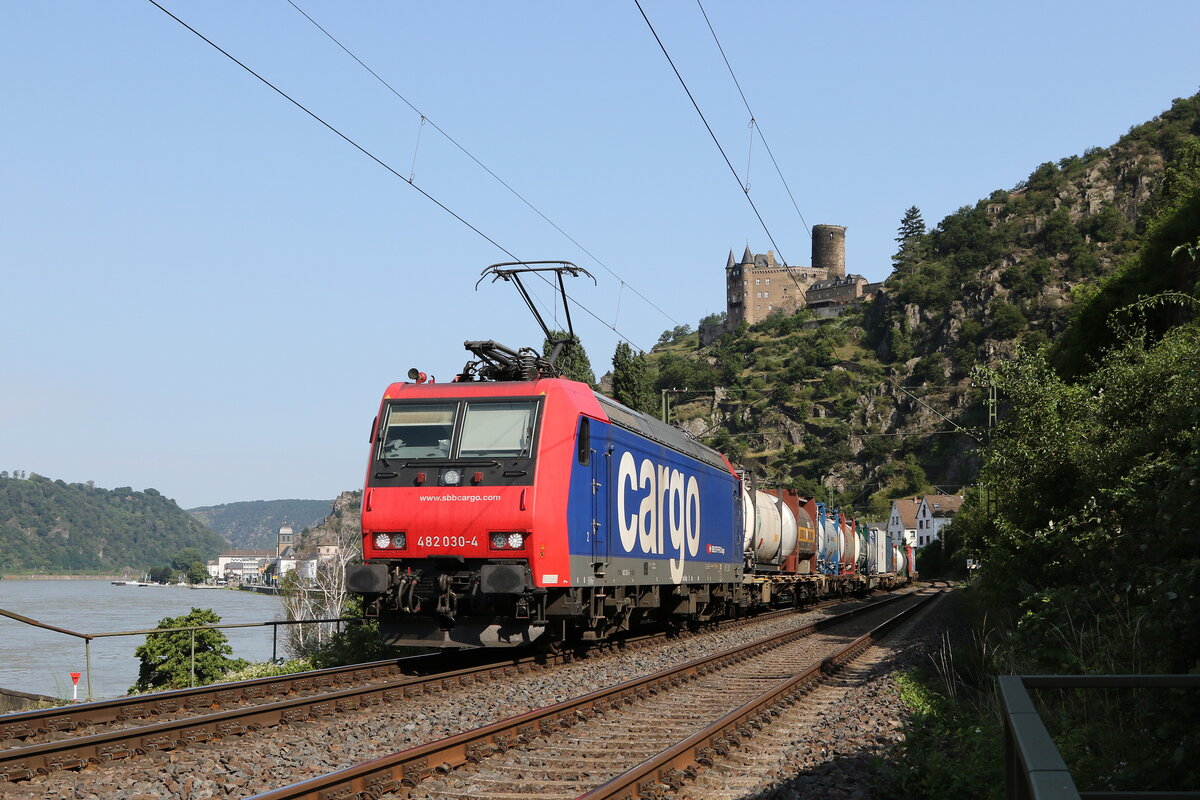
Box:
725, 224, 881, 327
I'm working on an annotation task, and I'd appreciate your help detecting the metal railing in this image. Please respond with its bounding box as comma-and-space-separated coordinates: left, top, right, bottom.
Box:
0, 607, 367, 701
999, 675, 1200, 800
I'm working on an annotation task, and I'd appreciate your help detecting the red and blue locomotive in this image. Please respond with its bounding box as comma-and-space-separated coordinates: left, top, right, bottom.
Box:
346, 364, 745, 647
345, 263, 911, 648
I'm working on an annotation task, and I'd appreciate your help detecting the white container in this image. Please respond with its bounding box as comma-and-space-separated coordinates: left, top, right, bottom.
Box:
744, 490, 796, 564
778, 501, 798, 562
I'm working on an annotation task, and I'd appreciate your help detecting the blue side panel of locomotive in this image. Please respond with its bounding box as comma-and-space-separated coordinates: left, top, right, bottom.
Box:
565, 417, 741, 586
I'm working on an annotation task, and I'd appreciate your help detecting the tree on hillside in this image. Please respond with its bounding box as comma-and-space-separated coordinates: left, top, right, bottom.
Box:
892, 205, 928, 269
658, 324, 694, 345
543, 330, 596, 386
611, 341, 656, 414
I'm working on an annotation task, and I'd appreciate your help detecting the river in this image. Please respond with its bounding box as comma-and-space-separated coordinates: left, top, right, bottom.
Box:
0, 579, 286, 701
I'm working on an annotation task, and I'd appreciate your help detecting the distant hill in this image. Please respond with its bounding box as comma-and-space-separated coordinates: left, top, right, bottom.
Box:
0, 475, 228, 573
295, 490, 362, 554
188, 499, 334, 551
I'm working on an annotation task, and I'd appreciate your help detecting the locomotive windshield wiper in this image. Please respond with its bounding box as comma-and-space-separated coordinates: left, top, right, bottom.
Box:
401, 459, 500, 469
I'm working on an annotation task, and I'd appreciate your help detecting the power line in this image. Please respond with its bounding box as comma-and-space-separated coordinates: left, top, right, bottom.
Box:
694, 0, 810, 238
144, 0, 512, 257
285, 0, 681, 329
143, 0, 646, 353
633, 0, 790, 270
634, 0, 813, 306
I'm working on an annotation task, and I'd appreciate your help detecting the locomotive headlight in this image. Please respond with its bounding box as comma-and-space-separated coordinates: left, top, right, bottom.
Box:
373, 532, 406, 550
441, 468, 462, 486
489, 532, 526, 550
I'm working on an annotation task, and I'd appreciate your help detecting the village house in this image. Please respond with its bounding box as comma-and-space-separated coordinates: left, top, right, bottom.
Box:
914, 494, 965, 547
887, 498, 920, 548
207, 549, 276, 582
887, 495, 965, 549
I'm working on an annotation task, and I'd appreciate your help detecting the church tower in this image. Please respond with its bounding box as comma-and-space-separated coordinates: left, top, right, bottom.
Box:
277, 523, 295, 557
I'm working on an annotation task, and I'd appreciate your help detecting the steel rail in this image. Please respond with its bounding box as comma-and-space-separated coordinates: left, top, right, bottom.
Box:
0, 653, 547, 781
579, 589, 942, 800
0, 652, 443, 743
243, 590, 916, 800
0, 590, 910, 783
0, 587, 883, 744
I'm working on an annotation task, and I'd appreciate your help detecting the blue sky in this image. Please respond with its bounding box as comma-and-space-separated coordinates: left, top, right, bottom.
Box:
2, 1, 1197, 509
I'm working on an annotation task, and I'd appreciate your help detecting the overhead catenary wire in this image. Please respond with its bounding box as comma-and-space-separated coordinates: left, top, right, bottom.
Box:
695, 0, 811, 239
144, 0, 645, 354
285, 0, 682, 331
633, 0, 792, 268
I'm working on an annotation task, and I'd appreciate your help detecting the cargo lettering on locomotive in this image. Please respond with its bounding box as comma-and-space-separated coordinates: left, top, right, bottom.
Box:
615, 450, 702, 582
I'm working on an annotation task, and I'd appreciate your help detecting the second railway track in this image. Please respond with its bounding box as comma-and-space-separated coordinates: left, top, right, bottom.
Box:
257, 588, 941, 800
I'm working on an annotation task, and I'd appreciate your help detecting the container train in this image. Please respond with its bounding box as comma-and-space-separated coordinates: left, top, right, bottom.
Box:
345, 362, 914, 649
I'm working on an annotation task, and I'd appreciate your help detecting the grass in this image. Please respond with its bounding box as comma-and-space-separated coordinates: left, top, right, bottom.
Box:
876, 641, 1005, 800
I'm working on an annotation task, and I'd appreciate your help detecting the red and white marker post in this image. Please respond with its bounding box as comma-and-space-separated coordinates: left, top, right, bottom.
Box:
70, 672, 81, 702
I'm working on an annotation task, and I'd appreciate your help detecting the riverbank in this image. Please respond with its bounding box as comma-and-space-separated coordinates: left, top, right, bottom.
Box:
0, 579, 286, 699
2, 574, 126, 581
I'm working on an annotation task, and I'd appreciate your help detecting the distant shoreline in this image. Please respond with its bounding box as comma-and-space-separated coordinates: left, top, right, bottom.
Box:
2, 575, 126, 581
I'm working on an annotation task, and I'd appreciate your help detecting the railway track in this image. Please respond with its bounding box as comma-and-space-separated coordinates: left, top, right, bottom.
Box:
0, 603, 812, 751
245, 588, 938, 800
0, 591, 906, 784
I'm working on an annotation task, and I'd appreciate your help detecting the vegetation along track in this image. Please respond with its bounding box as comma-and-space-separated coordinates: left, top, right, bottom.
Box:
0, 589, 920, 796
249, 588, 936, 800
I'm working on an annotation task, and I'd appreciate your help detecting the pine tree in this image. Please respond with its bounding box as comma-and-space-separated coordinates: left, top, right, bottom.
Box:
611, 341, 656, 414
893, 205, 928, 269
897, 205, 926, 241
543, 330, 596, 386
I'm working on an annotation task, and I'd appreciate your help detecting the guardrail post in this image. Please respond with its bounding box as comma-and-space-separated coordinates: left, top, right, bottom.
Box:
998, 676, 1080, 800
84, 637, 93, 701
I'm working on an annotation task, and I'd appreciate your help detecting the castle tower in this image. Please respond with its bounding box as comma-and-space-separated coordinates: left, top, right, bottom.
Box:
812, 224, 846, 278
725, 249, 746, 327
277, 523, 294, 557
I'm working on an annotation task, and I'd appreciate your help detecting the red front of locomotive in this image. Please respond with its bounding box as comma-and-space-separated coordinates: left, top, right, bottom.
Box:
349, 377, 602, 647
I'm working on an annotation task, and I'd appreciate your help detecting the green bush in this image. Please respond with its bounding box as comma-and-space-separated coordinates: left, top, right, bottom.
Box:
131, 608, 249, 692
308, 621, 397, 669
989, 303, 1027, 339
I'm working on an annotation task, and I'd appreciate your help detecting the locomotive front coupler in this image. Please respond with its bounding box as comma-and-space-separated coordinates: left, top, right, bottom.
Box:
396, 573, 420, 613
435, 573, 458, 620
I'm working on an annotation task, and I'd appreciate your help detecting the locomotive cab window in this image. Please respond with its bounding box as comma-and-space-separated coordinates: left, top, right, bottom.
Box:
459, 401, 538, 458
377, 398, 541, 462
379, 404, 456, 460
577, 417, 590, 465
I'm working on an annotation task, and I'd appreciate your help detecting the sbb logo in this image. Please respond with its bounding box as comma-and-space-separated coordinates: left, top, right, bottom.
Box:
615, 450, 701, 582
